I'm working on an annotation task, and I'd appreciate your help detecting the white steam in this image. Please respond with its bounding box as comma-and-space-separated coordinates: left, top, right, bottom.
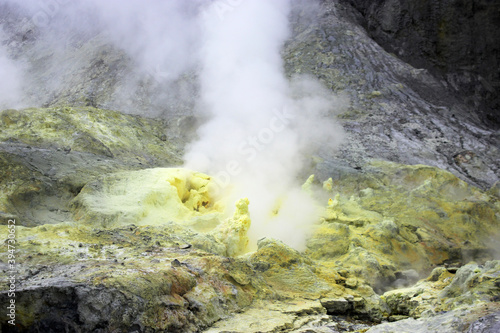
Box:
184, 0, 344, 251
0, 0, 204, 113
83, 0, 202, 81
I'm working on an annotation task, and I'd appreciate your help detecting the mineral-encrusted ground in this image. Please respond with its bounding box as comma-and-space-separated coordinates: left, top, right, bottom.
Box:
0, 0, 499, 332
0, 106, 498, 332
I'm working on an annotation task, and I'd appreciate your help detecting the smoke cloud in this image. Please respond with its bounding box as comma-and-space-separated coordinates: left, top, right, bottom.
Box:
184, 0, 344, 250
84, 0, 202, 81
0, 0, 345, 251
0, 0, 204, 114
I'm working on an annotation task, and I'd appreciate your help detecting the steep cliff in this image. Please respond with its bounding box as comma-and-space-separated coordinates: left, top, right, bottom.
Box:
342, 0, 500, 128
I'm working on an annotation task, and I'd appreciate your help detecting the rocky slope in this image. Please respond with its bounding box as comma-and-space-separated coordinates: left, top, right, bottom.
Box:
0, 105, 498, 332
0, 106, 182, 228
342, 0, 500, 127
285, 0, 499, 190
0, 0, 499, 332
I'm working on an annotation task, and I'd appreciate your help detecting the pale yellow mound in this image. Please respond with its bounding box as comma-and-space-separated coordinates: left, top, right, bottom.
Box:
71, 168, 224, 230
71, 167, 254, 256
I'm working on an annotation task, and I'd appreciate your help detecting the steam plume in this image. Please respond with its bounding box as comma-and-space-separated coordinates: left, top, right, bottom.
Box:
0, 0, 345, 250
184, 0, 344, 250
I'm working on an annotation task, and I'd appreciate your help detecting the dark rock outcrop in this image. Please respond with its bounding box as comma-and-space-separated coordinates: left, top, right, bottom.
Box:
341, 0, 500, 128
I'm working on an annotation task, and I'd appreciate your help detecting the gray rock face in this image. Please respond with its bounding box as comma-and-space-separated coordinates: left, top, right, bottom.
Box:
1, 282, 143, 333
342, 0, 500, 128
468, 312, 500, 333
286, 1, 499, 190
365, 306, 500, 333
320, 297, 351, 314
